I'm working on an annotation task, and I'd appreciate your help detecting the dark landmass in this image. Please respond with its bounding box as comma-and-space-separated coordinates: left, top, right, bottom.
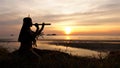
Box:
47, 40, 120, 51
0, 46, 120, 68
46, 34, 57, 36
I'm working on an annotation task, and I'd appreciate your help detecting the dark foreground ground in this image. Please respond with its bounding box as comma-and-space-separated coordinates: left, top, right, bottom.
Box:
0, 46, 120, 68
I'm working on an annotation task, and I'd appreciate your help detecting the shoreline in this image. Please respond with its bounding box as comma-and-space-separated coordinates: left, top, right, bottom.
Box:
1, 37, 120, 42
0, 39, 120, 52
0, 39, 120, 58
48, 42, 120, 51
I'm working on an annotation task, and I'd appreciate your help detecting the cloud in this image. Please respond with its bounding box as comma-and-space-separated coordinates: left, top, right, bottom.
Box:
0, 12, 23, 25
0, 0, 120, 36
96, 0, 120, 11
32, 8, 120, 26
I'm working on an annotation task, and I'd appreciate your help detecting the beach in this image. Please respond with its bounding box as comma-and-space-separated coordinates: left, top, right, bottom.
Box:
0, 43, 120, 68
0, 35, 120, 57
0, 35, 120, 68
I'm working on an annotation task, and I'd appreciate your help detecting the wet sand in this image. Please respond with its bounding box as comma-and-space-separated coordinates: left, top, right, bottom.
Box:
40, 39, 120, 51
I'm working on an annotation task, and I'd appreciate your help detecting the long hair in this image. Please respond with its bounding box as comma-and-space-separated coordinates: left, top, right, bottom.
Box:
18, 17, 33, 42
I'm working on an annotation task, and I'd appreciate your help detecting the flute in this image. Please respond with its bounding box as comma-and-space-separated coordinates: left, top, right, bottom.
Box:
32, 23, 51, 25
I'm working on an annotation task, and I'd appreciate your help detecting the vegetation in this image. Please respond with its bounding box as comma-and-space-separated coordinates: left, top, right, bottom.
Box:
0, 46, 120, 68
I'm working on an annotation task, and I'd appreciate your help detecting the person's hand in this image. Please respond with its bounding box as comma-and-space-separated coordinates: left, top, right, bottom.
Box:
42, 22, 45, 25
34, 23, 39, 28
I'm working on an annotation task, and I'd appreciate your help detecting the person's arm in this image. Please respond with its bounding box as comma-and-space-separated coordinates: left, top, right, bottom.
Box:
34, 23, 39, 33
34, 23, 45, 37
32, 23, 39, 39
37, 23, 45, 35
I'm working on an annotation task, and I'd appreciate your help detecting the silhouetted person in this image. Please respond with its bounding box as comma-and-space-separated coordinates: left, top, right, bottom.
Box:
18, 17, 45, 57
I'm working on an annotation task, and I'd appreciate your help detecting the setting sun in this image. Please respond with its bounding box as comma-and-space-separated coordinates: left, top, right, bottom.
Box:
65, 27, 72, 35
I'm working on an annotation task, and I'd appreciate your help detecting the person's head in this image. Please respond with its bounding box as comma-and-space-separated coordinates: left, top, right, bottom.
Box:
23, 17, 32, 28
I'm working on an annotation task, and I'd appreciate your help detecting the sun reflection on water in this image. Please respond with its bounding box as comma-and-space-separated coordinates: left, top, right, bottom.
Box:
66, 36, 71, 40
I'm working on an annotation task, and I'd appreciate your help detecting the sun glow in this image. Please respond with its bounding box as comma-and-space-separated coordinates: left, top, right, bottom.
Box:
65, 27, 72, 35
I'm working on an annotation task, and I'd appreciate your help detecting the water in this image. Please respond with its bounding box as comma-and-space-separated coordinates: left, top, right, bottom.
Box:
0, 35, 120, 58
41, 35, 120, 40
